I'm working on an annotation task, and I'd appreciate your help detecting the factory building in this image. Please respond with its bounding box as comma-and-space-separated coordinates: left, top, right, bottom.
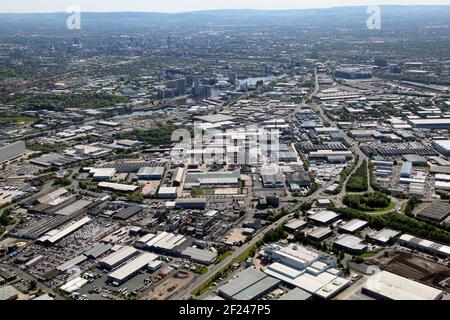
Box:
180, 246, 218, 265
37, 216, 92, 245
370, 228, 401, 245
264, 243, 350, 299
0, 141, 26, 164
158, 187, 178, 199
175, 198, 206, 210
333, 234, 367, 254
172, 167, 185, 186
338, 219, 369, 234
362, 271, 443, 300
400, 162, 413, 178
398, 234, 450, 258
218, 267, 280, 300
98, 246, 139, 270
136, 166, 165, 180
409, 119, 450, 129
432, 140, 450, 156
113, 206, 142, 220
416, 201, 450, 222
308, 211, 340, 225
107, 252, 158, 286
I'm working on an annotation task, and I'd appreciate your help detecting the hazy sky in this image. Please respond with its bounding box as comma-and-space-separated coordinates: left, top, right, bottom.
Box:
1, 0, 450, 13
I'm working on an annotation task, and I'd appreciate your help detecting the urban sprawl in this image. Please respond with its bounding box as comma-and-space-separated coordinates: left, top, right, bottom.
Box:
0, 6, 449, 301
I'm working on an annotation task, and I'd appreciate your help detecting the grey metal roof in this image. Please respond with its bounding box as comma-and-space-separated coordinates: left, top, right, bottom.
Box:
219, 267, 266, 298
84, 242, 113, 259
278, 288, 312, 300
233, 276, 280, 300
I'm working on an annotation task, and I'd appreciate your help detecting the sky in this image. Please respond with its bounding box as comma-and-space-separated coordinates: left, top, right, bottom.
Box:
1, 0, 450, 13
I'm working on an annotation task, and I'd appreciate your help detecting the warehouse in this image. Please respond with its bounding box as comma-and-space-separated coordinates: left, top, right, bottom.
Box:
38, 216, 92, 245
30, 153, 76, 167
173, 167, 185, 186
107, 252, 158, 286
37, 188, 68, 205
60, 276, 88, 294
264, 260, 350, 299
83, 242, 113, 259
98, 182, 139, 193
333, 234, 367, 254
400, 162, 413, 178
338, 219, 369, 234
265, 243, 322, 270
370, 228, 401, 245
137, 166, 165, 180
409, 119, 450, 129
98, 246, 139, 270
89, 168, 116, 180
55, 199, 92, 216
402, 154, 427, 166
151, 232, 187, 253
307, 227, 333, 241
433, 140, 450, 156
308, 210, 340, 225
24, 255, 44, 269
180, 246, 218, 265
175, 198, 206, 210
184, 170, 240, 189
398, 234, 450, 257
158, 187, 178, 199
57, 255, 88, 272
278, 288, 312, 300
283, 219, 307, 233
113, 206, 142, 220
416, 201, 450, 222
218, 267, 280, 300
0, 285, 19, 300
135, 233, 156, 249
362, 270, 443, 300
0, 141, 26, 164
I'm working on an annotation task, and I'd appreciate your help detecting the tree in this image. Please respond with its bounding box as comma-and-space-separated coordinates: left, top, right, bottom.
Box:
29, 280, 37, 291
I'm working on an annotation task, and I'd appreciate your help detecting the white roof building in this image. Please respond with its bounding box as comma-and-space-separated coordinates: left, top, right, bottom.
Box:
362, 271, 443, 300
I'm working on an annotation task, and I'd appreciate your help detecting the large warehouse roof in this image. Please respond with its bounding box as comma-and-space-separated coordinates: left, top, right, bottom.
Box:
181, 247, 217, 265
218, 267, 280, 300
108, 252, 158, 282
363, 271, 443, 300
338, 219, 369, 233
308, 210, 340, 224
416, 201, 450, 221
44, 216, 92, 244
98, 246, 139, 269
370, 228, 400, 244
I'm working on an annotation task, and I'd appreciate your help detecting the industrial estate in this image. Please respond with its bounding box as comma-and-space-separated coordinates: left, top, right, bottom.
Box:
0, 5, 449, 302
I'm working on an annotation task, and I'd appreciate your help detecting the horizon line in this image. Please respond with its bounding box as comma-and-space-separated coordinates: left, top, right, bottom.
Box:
1, 4, 449, 15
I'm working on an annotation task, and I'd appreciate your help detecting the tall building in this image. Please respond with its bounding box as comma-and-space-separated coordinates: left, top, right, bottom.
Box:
176, 78, 186, 96
167, 35, 172, 50
311, 45, 319, 59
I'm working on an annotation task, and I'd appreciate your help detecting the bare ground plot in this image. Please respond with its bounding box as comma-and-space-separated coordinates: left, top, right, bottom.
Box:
140, 271, 196, 300
378, 253, 450, 290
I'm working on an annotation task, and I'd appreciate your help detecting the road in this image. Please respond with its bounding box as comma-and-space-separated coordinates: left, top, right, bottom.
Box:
0, 263, 64, 300
170, 212, 294, 300
172, 69, 330, 300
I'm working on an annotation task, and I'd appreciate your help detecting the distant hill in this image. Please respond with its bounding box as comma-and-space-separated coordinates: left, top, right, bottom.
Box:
0, 6, 449, 33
